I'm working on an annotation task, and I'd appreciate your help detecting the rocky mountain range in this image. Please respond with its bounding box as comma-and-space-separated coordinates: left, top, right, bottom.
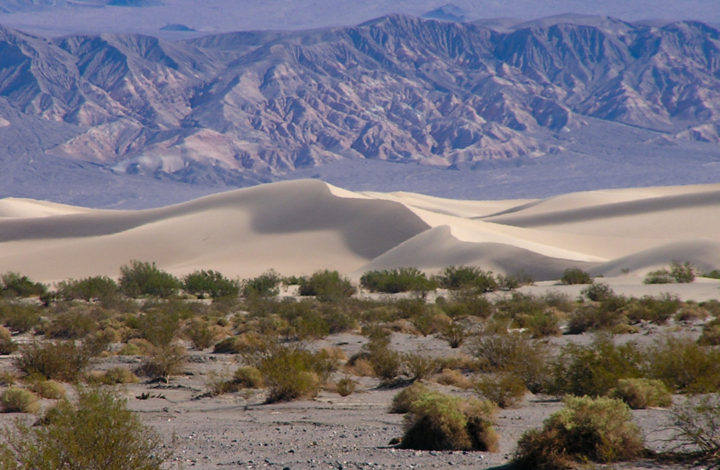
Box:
0, 13, 719, 206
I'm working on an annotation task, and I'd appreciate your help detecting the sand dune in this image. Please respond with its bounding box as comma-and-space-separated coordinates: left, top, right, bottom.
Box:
0, 180, 718, 283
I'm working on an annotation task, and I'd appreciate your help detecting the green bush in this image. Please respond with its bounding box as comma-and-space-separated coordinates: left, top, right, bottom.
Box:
0, 272, 47, 298
0, 303, 42, 334
93, 367, 139, 385
670, 261, 695, 283
399, 391, 498, 451
0, 325, 17, 355
566, 295, 628, 334
137, 344, 187, 380
474, 373, 527, 408
403, 353, 440, 381
183, 270, 239, 299
336, 378, 356, 397
44, 309, 99, 340
437, 266, 497, 292
472, 332, 549, 393
299, 270, 355, 302
360, 267, 436, 293
1, 388, 40, 413
551, 335, 645, 397
29, 380, 66, 400
643, 268, 674, 284
55, 276, 119, 301
119, 261, 181, 298
513, 396, 643, 469
581, 282, 615, 301
646, 336, 720, 393
358, 338, 402, 382
624, 294, 679, 324
0, 387, 168, 470
703, 269, 720, 280
184, 318, 221, 350
699, 318, 720, 345
610, 378, 671, 409
559, 267, 592, 285
242, 271, 281, 298
257, 346, 336, 402
232, 366, 264, 389
15, 341, 90, 382
390, 382, 431, 413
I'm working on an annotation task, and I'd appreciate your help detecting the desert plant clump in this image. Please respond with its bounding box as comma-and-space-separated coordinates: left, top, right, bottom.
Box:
513, 396, 644, 469
256, 345, 336, 403
55, 276, 119, 302
474, 373, 527, 408
0, 272, 47, 298
646, 336, 720, 393
581, 282, 615, 301
183, 270, 239, 299
137, 344, 187, 381
119, 260, 181, 298
0, 387, 40, 413
14, 341, 91, 382
559, 267, 592, 285
360, 268, 436, 293
232, 366, 264, 389
242, 271, 282, 298
390, 382, 431, 413
29, 379, 66, 400
399, 391, 498, 452
0, 325, 17, 355
336, 378, 356, 397
437, 265, 498, 292
610, 378, 671, 409
403, 353, 440, 381
0, 387, 168, 470
298, 270, 355, 301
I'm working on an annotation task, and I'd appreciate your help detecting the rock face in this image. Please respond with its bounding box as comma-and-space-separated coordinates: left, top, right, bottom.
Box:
0, 14, 718, 186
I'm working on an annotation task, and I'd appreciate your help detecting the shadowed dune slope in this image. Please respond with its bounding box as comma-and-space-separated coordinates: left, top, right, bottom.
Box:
0, 181, 718, 283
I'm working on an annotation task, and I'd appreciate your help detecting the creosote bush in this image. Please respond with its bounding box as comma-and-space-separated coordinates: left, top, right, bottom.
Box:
119, 260, 181, 298
474, 373, 527, 409
390, 382, 430, 414
559, 267, 592, 285
0, 387, 40, 413
183, 270, 239, 299
242, 271, 281, 298
256, 345, 337, 403
55, 276, 118, 301
360, 267, 436, 293
0, 325, 17, 355
15, 341, 90, 382
670, 395, 720, 459
437, 265, 498, 292
513, 396, 643, 469
0, 387, 168, 470
0, 272, 47, 298
299, 270, 355, 302
610, 378, 671, 409
399, 391, 498, 452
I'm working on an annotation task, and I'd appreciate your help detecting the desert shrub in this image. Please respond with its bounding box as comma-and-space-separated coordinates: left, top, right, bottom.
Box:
15, 341, 90, 382
399, 391, 498, 451
474, 373, 527, 408
437, 318, 467, 348
646, 336, 720, 393
0, 303, 42, 333
93, 367, 139, 385
232, 366, 264, 389
624, 294, 679, 324
390, 382, 431, 413
551, 335, 645, 397
44, 309, 99, 340
582, 282, 615, 301
137, 344, 187, 380
522, 310, 561, 338
242, 271, 281, 298
184, 318, 221, 350
559, 267, 592, 285
674, 302, 709, 322
29, 379, 66, 400
299, 270, 355, 301
435, 368, 472, 389
360, 268, 436, 293
670, 395, 720, 459
136, 309, 181, 347
699, 319, 720, 345
496, 272, 534, 290
0, 387, 168, 470
703, 269, 720, 280
1, 388, 40, 413
119, 260, 181, 298
440, 291, 495, 319
336, 378, 356, 397
472, 332, 549, 393
0, 272, 47, 298
670, 261, 696, 283
437, 266, 497, 292
643, 268, 674, 284
513, 396, 643, 468
0, 325, 17, 355
357, 338, 402, 382
403, 353, 440, 381
610, 378, 671, 409
183, 270, 239, 299
257, 346, 336, 402
566, 296, 628, 334
55, 276, 118, 301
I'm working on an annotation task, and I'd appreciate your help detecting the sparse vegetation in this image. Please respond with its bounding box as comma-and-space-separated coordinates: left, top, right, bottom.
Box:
559, 267, 592, 285
299, 270, 355, 301
0, 272, 47, 298
183, 270, 239, 299
360, 267, 436, 293
119, 260, 181, 298
437, 265, 498, 292
1, 387, 40, 413
513, 396, 643, 468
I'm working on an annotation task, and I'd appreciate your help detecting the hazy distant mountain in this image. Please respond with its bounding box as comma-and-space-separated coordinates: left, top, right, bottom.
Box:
0, 14, 718, 206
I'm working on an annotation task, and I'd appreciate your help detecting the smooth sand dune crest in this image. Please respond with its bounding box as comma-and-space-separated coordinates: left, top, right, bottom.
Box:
0, 180, 718, 283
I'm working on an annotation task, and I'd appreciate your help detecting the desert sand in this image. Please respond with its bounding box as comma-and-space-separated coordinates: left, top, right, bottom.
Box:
0, 179, 718, 284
